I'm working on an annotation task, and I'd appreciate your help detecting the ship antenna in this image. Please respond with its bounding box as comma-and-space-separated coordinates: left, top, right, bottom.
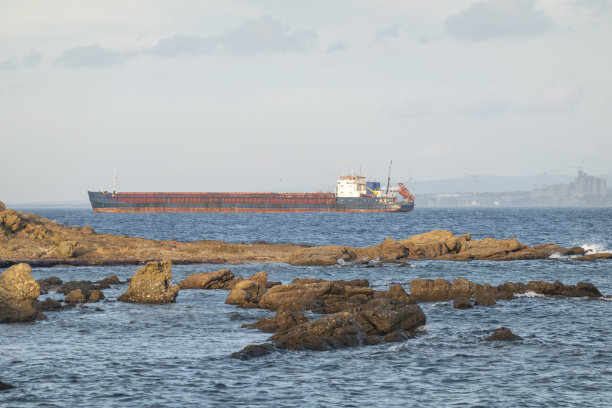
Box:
113, 168, 117, 194
386, 159, 392, 194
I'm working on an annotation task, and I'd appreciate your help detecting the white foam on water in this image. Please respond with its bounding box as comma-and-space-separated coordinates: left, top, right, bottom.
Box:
515, 291, 546, 298
579, 242, 611, 254
548, 252, 564, 259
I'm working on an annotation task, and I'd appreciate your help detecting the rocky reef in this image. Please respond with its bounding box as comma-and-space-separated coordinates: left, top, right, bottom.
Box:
287, 230, 603, 265
409, 277, 602, 303
230, 277, 426, 357
1, 205, 609, 267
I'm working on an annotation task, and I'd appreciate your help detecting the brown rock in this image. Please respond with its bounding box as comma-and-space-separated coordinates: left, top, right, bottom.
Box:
258, 279, 373, 313
245, 310, 309, 333
65, 289, 87, 304
409, 278, 451, 301
88, 289, 105, 303
400, 229, 455, 259
0, 209, 24, 233
95, 275, 121, 289
37, 276, 63, 294
474, 293, 497, 306
0, 201, 5, 211
271, 311, 366, 351
179, 268, 235, 289
286, 245, 357, 266
485, 327, 523, 341
118, 260, 180, 304
355, 299, 426, 335
54, 240, 78, 258
573, 253, 612, 261
34, 298, 63, 312
225, 279, 265, 308
383, 329, 410, 342
355, 238, 408, 262
246, 271, 268, 286
453, 297, 473, 309
0, 263, 42, 323
58, 280, 95, 295
80, 225, 95, 235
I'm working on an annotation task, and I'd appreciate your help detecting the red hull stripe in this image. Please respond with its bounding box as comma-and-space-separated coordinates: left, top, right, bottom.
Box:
93, 207, 408, 213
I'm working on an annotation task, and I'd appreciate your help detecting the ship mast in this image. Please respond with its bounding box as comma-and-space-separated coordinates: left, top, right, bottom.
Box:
385, 159, 392, 194
113, 168, 117, 195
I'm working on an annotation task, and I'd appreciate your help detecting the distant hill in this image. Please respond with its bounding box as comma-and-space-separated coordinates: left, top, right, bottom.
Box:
405, 175, 576, 194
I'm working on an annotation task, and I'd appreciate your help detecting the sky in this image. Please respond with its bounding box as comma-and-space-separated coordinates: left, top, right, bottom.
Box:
1, 0, 611, 202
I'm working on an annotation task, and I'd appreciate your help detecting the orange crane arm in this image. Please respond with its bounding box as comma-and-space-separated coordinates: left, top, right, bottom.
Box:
397, 183, 415, 204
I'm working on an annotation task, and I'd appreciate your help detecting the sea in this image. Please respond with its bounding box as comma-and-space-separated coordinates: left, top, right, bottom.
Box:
1, 207, 611, 407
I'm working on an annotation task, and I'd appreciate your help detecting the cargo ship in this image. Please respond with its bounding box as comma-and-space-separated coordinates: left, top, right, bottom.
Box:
88, 171, 415, 213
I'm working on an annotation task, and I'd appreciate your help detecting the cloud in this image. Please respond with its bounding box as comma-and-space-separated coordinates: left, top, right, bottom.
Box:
375, 24, 401, 42
517, 84, 584, 114
573, 0, 612, 15
326, 41, 350, 53
150, 35, 215, 58
0, 52, 43, 71
54, 17, 318, 67
54, 45, 133, 68
445, 0, 554, 41
218, 16, 318, 54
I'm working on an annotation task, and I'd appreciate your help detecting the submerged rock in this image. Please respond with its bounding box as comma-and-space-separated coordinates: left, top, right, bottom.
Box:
0, 263, 43, 323
244, 310, 309, 333
65, 289, 87, 304
0, 380, 15, 390
34, 298, 64, 312
453, 297, 473, 309
95, 275, 121, 289
118, 260, 180, 304
485, 327, 523, 342
230, 343, 276, 360
573, 253, 612, 261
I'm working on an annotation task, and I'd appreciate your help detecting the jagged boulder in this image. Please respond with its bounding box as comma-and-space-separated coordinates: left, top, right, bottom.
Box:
0, 263, 43, 323
88, 289, 105, 302
54, 240, 78, 258
355, 238, 408, 262
258, 279, 372, 313
286, 245, 357, 266
179, 268, 235, 289
225, 279, 265, 308
400, 230, 460, 259
271, 311, 366, 351
65, 289, 87, 304
352, 298, 426, 336
118, 260, 179, 304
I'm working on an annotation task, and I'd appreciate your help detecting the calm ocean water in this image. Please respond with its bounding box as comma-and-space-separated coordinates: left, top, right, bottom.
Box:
2, 207, 611, 407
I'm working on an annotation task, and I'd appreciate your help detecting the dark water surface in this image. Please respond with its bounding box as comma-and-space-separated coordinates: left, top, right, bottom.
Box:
2, 208, 611, 407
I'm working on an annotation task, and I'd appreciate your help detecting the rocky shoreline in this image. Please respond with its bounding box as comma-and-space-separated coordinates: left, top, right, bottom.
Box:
1, 203, 610, 267
1, 260, 607, 367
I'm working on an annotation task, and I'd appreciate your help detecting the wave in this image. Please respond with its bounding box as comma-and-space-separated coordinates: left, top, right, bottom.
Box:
515, 291, 546, 298
579, 242, 611, 254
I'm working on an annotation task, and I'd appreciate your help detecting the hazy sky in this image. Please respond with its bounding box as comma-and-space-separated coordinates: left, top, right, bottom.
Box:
1, 0, 611, 202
